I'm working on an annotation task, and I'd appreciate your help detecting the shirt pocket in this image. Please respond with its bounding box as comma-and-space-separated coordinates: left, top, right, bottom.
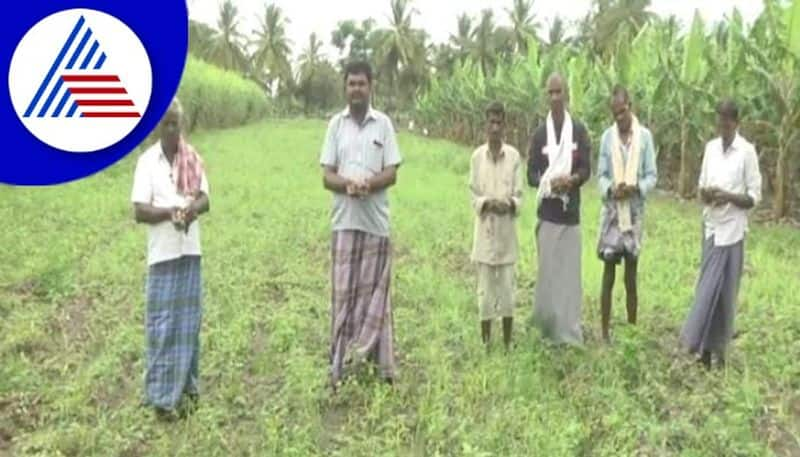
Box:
363, 139, 384, 174
338, 138, 383, 178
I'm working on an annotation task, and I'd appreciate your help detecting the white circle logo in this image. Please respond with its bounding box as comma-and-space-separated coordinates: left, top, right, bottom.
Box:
8, 9, 152, 153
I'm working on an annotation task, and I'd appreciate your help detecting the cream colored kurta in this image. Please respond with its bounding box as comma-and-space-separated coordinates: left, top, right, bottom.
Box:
470, 143, 523, 266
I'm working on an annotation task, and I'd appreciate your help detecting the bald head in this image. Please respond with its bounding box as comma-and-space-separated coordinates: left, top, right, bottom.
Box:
546, 72, 568, 116
160, 97, 184, 154
166, 97, 184, 119
546, 72, 569, 95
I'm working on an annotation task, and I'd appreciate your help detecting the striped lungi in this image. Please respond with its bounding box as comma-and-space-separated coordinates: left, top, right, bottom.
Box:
329, 230, 395, 384
144, 255, 203, 409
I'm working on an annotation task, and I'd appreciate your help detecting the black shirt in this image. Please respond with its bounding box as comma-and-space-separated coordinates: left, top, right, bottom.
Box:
527, 120, 591, 225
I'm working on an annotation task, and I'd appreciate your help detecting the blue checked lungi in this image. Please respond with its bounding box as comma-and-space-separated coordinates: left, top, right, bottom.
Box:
144, 255, 203, 409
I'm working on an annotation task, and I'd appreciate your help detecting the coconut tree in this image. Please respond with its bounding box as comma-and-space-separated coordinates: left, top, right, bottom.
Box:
250, 2, 293, 95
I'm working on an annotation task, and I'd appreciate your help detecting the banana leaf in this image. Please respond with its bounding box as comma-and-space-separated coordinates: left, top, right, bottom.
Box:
681, 10, 706, 84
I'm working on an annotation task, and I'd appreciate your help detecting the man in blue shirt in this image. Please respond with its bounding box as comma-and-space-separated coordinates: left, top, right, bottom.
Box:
595, 85, 658, 342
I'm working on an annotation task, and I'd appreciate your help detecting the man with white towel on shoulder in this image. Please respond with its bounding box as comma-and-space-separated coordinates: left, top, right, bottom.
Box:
527, 72, 592, 345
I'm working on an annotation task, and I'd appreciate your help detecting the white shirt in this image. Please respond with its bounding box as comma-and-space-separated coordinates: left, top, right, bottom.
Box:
131, 142, 210, 266
698, 134, 762, 246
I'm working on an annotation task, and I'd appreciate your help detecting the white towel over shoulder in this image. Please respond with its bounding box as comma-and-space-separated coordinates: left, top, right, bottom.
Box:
536, 110, 574, 210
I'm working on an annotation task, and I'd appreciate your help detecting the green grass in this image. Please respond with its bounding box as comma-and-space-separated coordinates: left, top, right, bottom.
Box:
1, 119, 798, 456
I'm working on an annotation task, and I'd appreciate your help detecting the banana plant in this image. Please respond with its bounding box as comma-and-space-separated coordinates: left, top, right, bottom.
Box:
738, 0, 800, 219
674, 10, 710, 198
412, 0, 797, 212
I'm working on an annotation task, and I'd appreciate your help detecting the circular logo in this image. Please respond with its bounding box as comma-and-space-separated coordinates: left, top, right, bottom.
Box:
1, 2, 186, 185
8, 8, 152, 153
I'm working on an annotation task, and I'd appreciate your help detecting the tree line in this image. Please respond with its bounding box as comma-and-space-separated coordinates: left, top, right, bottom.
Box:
188, 0, 799, 220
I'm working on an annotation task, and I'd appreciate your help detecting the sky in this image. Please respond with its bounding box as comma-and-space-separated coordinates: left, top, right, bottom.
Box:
187, 0, 764, 63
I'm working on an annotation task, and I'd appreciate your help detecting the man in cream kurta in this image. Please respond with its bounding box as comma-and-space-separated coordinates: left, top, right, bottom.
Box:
470, 102, 523, 351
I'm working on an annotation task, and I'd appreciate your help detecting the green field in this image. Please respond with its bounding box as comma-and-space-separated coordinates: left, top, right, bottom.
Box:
1, 119, 798, 456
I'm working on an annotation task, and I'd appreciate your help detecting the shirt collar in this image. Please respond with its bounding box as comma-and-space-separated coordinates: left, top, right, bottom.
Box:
721, 132, 744, 154
485, 143, 506, 160
342, 105, 376, 124
158, 141, 178, 166
158, 141, 169, 162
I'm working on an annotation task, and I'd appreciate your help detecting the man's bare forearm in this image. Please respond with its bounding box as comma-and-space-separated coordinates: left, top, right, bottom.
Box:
323, 167, 350, 194
699, 187, 716, 205
726, 192, 755, 210
191, 192, 210, 215
367, 166, 398, 193
134, 203, 172, 224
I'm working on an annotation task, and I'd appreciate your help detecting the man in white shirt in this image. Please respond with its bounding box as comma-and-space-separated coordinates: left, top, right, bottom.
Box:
131, 98, 210, 418
470, 102, 523, 352
680, 99, 762, 369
